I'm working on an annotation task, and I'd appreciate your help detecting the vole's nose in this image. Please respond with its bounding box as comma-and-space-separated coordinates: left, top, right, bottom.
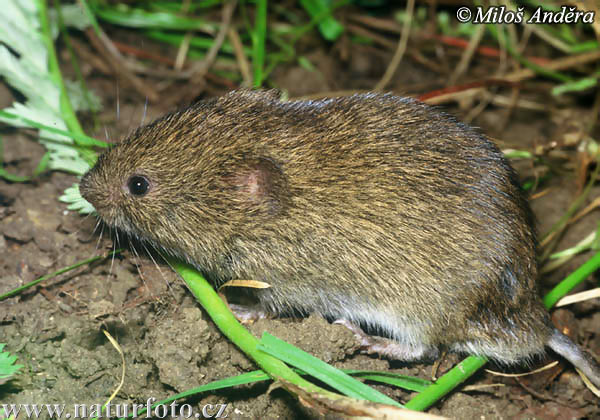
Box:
78, 164, 123, 219
79, 168, 107, 210
79, 170, 94, 203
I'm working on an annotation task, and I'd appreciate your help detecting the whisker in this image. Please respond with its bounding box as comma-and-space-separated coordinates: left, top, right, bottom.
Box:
128, 240, 150, 294
94, 219, 105, 252
114, 227, 120, 250
68, 211, 105, 258
142, 242, 177, 299
141, 96, 148, 126
129, 242, 142, 266
108, 229, 118, 279
103, 125, 110, 143
159, 250, 178, 285
116, 82, 120, 122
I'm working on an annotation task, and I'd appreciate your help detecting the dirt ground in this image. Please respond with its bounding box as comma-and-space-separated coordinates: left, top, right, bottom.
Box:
1, 12, 600, 420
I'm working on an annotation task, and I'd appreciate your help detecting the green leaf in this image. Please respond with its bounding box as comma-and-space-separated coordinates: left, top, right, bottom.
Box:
0, 344, 24, 383
0, 0, 48, 72
120, 367, 432, 419
257, 332, 403, 407
344, 370, 432, 393
59, 184, 96, 214
299, 0, 344, 41
49, 3, 91, 31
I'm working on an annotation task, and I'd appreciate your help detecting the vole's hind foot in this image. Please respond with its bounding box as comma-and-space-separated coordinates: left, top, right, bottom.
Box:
228, 303, 271, 325
430, 351, 448, 381
334, 319, 437, 361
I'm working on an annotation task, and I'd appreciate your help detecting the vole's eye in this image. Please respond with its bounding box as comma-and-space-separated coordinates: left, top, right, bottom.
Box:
127, 175, 151, 197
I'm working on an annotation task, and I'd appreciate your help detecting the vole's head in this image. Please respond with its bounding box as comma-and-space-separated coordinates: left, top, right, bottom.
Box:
80, 92, 289, 263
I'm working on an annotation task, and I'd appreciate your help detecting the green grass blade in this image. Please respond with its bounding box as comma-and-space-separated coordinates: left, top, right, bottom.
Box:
0, 109, 108, 148
117, 365, 434, 420
32, 151, 51, 176
503, 150, 533, 159
344, 370, 432, 392
90, 3, 210, 30
552, 76, 598, 96
145, 30, 251, 56
172, 260, 419, 412
252, 0, 267, 87
117, 371, 272, 419
0, 250, 122, 301
257, 332, 403, 407
118, 366, 429, 420
151, 0, 224, 13
119, 366, 431, 420
570, 41, 599, 54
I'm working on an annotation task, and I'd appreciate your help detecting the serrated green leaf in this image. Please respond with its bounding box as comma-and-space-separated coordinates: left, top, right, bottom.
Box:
59, 184, 95, 214
0, 344, 24, 381
0, 46, 58, 109
0, 0, 47, 72
65, 80, 102, 113
0, 0, 100, 196
49, 4, 91, 31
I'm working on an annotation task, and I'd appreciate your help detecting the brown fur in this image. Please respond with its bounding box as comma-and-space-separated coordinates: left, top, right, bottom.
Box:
80, 90, 600, 385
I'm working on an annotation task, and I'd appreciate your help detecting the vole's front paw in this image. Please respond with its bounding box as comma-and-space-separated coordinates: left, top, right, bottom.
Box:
228, 303, 270, 325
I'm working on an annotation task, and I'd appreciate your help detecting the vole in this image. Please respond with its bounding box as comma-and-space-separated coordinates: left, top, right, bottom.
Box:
79, 89, 600, 387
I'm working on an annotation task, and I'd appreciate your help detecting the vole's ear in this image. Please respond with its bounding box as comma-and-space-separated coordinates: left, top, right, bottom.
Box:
224, 157, 288, 216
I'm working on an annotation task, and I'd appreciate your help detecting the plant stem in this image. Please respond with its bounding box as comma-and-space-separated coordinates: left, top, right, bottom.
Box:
252, 0, 267, 87
37, 0, 84, 137
170, 259, 330, 394
404, 356, 487, 411
37, 0, 97, 165
543, 250, 600, 309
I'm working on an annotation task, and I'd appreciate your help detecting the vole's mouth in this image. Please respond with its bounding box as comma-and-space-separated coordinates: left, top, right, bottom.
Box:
101, 212, 137, 237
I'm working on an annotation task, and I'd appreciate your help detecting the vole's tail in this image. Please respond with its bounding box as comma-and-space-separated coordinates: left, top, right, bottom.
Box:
548, 328, 600, 388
